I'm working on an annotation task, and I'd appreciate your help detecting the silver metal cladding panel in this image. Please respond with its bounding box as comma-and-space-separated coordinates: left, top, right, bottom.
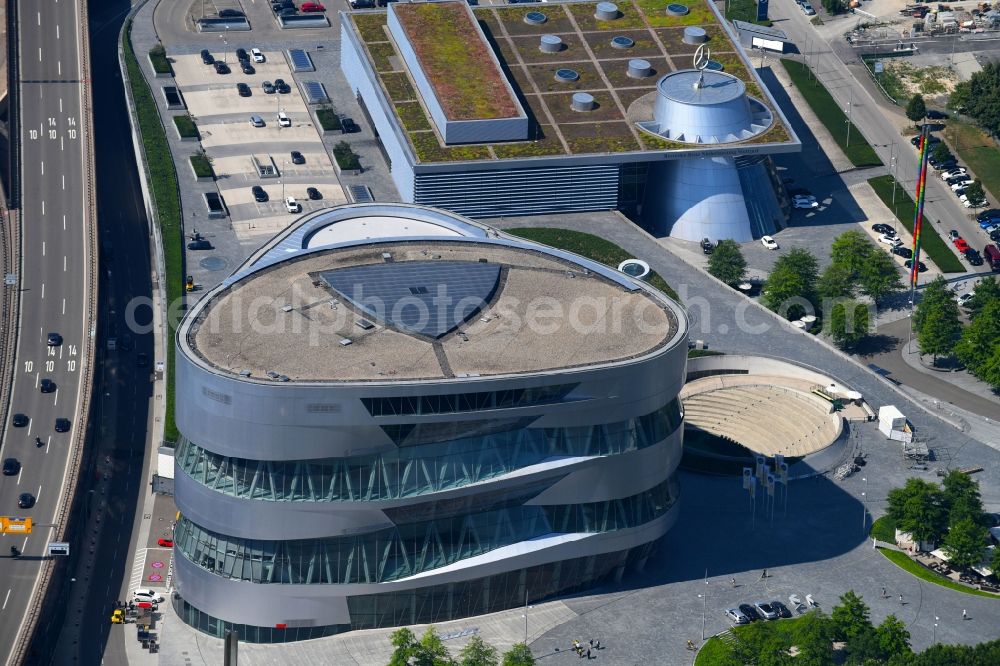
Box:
173, 506, 680, 629
651, 71, 756, 142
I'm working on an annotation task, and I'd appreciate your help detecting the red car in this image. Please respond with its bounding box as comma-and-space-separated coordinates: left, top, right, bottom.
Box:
301, 2, 326, 11
954, 238, 970, 253
157, 538, 173, 548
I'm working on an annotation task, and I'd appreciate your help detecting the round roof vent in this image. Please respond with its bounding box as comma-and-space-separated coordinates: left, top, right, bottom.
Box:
611, 35, 634, 49
683, 26, 708, 44
540, 34, 563, 53
595, 2, 619, 20
627, 58, 652, 78
571, 92, 595, 112
617, 259, 651, 279
706, 60, 724, 71
554, 68, 580, 83
666, 3, 690, 16
524, 11, 547, 24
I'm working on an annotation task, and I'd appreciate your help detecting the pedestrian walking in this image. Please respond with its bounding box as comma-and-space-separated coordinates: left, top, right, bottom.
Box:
760, 568, 767, 580
899, 593, 904, 604
963, 609, 968, 620
730, 577, 737, 588
587, 648, 592, 659
881, 587, 886, 599
589, 639, 594, 648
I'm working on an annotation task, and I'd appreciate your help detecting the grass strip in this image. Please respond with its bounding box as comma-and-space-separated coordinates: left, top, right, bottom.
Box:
124, 19, 181, 445
173, 114, 198, 139
189, 153, 214, 179
316, 107, 342, 132
148, 44, 172, 75
876, 547, 1000, 599
867, 175, 965, 273
870, 515, 896, 543
693, 635, 732, 665
943, 121, 1000, 204
780, 59, 882, 168
506, 228, 679, 302
725, 0, 771, 26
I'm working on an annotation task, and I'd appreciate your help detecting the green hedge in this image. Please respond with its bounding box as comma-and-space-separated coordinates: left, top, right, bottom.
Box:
333, 141, 362, 170
189, 153, 214, 179
124, 20, 182, 445
148, 44, 172, 75
316, 107, 342, 132
877, 547, 1000, 599
867, 175, 965, 273
172, 114, 198, 139
781, 59, 882, 168
506, 228, 679, 302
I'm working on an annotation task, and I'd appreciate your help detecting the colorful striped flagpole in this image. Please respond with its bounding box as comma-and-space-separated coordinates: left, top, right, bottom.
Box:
910, 126, 930, 288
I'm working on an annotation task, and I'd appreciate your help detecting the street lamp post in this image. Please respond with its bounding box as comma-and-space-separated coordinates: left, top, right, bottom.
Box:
861, 476, 868, 535
934, 616, 939, 644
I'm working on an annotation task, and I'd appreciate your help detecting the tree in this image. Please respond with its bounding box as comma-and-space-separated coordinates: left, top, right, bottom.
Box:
964, 181, 987, 208
818, 264, 855, 301
917, 302, 962, 361
762, 249, 819, 320
942, 470, 984, 526
942, 517, 989, 571
501, 643, 535, 666
954, 299, 1000, 377
458, 636, 498, 666
948, 80, 971, 113
859, 250, 903, 304
913, 276, 953, 333
830, 230, 873, 280
963, 61, 1000, 135
707, 239, 748, 286
794, 611, 835, 666
968, 344, 1000, 390
732, 621, 794, 666
887, 478, 948, 545
389, 628, 457, 666
931, 142, 953, 165
827, 300, 870, 348
830, 591, 870, 642
906, 94, 927, 124
964, 277, 1000, 319
875, 615, 911, 657
991, 543, 1000, 579
845, 626, 884, 665
389, 628, 419, 666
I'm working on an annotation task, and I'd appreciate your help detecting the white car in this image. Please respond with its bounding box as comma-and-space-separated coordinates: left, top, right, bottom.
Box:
957, 292, 974, 307
285, 196, 301, 213
277, 111, 291, 128
251, 47, 265, 63
959, 195, 985, 209
951, 180, 973, 191
877, 233, 902, 247
792, 195, 818, 209
941, 168, 967, 180
132, 588, 165, 603
761, 235, 779, 250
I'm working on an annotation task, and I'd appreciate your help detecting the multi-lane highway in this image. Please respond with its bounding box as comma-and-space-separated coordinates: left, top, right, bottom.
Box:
0, 0, 95, 661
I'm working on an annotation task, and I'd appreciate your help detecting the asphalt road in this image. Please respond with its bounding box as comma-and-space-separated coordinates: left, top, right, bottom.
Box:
772, 0, 992, 276
0, 0, 94, 662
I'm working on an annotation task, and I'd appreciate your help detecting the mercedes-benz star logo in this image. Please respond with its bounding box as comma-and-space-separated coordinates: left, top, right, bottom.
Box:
693, 44, 712, 71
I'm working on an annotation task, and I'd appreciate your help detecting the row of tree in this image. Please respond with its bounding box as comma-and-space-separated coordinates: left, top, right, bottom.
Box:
387, 628, 534, 666
914, 276, 1000, 389
706, 231, 903, 348
949, 62, 1000, 137
886, 471, 998, 573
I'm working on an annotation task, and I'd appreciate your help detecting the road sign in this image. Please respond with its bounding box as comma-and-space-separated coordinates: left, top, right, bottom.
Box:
48, 542, 70, 556
0, 517, 33, 534
874, 61, 884, 74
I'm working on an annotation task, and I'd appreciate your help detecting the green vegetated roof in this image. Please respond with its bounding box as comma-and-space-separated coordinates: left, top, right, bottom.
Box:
350, 0, 794, 164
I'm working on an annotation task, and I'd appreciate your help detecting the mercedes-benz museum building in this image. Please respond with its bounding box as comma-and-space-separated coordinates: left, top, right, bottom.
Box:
171, 204, 688, 642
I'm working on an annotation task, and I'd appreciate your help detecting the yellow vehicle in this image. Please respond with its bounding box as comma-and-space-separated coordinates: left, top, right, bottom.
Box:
185, 275, 195, 292
110, 609, 124, 624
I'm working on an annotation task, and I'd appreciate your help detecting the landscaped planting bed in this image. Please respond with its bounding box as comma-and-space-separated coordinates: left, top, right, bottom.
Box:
189, 153, 214, 179
316, 107, 342, 132
148, 44, 173, 75
393, 1, 520, 120
173, 114, 199, 139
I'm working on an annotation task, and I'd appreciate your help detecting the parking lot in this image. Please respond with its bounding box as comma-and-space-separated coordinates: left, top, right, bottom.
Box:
171, 49, 347, 238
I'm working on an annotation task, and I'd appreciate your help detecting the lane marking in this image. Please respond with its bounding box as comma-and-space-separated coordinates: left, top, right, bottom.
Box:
16, 468, 22, 486
60, 137, 64, 152
38, 47, 41, 62
59, 98, 63, 113
45, 435, 51, 455
2, 590, 9, 611
63, 256, 66, 272
42, 241, 46, 257
37, 11, 40, 25
57, 61, 61, 76
40, 161, 44, 175
62, 174, 65, 190
56, 25, 60, 40
41, 283, 45, 299
61, 298, 66, 314
53, 389, 58, 407
62, 214, 66, 230
41, 200, 45, 215
34, 374, 39, 389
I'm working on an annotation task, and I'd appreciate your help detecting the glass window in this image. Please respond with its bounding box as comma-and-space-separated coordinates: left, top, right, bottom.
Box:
360, 384, 578, 416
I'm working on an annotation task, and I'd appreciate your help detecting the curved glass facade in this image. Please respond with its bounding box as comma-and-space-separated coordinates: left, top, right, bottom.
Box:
174, 475, 679, 585
173, 543, 650, 643
176, 399, 683, 503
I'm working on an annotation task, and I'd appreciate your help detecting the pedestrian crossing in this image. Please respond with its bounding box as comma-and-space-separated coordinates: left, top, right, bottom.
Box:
128, 547, 148, 592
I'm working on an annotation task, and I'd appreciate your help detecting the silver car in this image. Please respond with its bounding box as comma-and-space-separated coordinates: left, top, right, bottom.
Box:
249, 115, 265, 128
754, 600, 779, 620
725, 607, 750, 624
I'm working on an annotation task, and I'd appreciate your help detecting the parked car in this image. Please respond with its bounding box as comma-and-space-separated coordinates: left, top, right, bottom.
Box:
40, 378, 56, 393
801, 2, 816, 14
157, 538, 174, 548
905, 259, 928, 272
341, 117, 361, 133
930, 158, 957, 171
277, 111, 291, 127
761, 235, 779, 250
249, 115, 265, 128
891, 245, 913, 259
754, 601, 779, 620
219, 8, 244, 17
792, 194, 818, 209
948, 229, 960, 241
188, 239, 213, 250
236, 82, 251, 97
942, 167, 968, 180
307, 187, 322, 200
959, 194, 984, 209
240, 61, 255, 75
274, 78, 291, 94
262, 80, 276, 94
200, 49, 214, 65
950, 179, 973, 191
926, 109, 948, 120
979, 216, 1000, 229
213, 61, 230, 75
290, 150, 305, 165
279, 6, 298, 15
965, 249, 984, 266
251, 47, 265, 63
739, 603, 761, 621
991, 229, 1000, 243
957, 292, 975, 307
133, 589, 165, 604
55, 418, 71, 433
976, 209, 1000, 222
235, 48, 248, 62
285, 197, 301, 213
771, 600, 792, 619
3, 458, 20, 475
350, 0, 376, 6
954, 238, 970, 253
301, 1, 326, 10
701, 238, 714, 254
252, 186, 269, 202
725, 608, 750, 625
878, 233, 902, 247
872, 223, 895, 236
